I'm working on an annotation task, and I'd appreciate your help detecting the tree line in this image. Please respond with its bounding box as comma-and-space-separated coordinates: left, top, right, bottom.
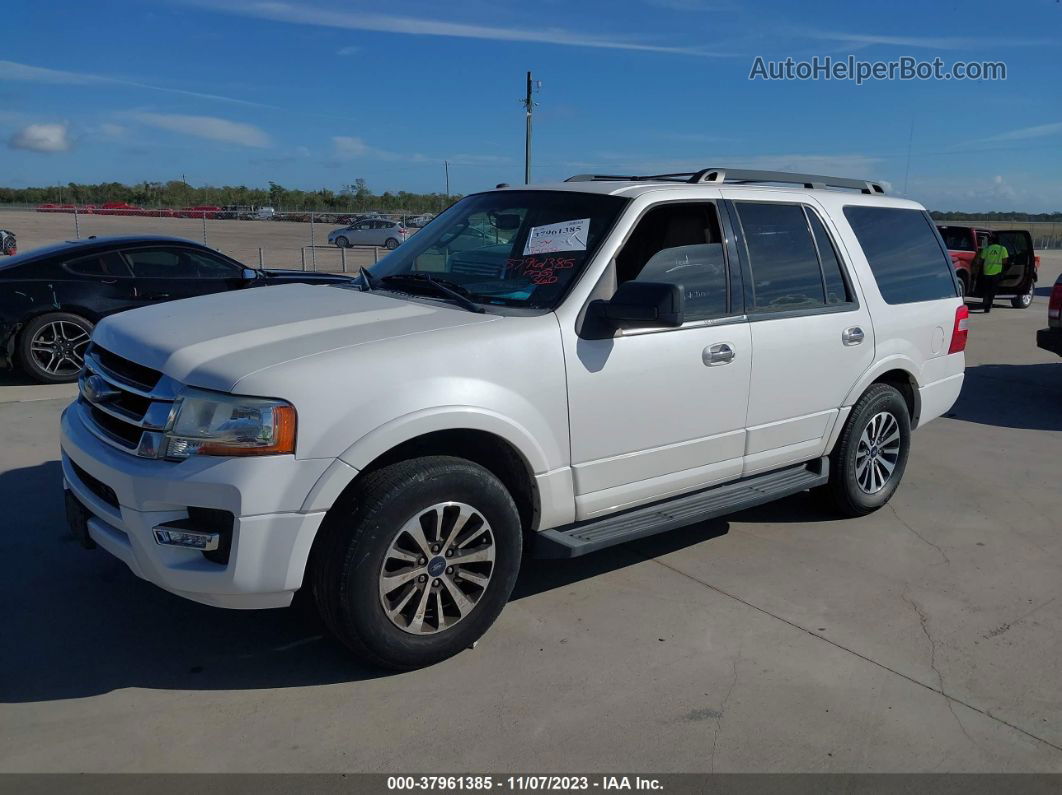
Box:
929, 210, 1062, 222
0, 179, 460, 213
1, 181, 1059, 220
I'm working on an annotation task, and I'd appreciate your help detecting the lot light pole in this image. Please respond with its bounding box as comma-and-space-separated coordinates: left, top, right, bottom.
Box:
523, 71, 541, 184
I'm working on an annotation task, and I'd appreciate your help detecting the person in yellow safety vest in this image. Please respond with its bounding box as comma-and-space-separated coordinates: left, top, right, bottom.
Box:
976, 240, 1009, 313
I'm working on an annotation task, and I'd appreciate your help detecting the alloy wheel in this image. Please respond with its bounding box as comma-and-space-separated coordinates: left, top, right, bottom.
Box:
855, 411, 902, 494
29, 320, 90, 377
378, 502, 495, 635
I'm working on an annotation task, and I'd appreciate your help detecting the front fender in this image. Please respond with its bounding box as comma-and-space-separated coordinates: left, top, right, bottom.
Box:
338, 405, 551, 474
298, 406, 555, 515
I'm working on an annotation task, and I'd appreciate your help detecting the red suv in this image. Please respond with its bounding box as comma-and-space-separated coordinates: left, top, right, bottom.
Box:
937, 225, 1039, 308
1037, 274, 1062, 357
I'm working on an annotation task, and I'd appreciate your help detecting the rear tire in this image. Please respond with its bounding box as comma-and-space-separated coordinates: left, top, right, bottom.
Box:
1011, 283, 1034, 309
19, 312, 94, 384
384, 237, 400, 250
821, 384, 911, 517
310, 456, 522, 670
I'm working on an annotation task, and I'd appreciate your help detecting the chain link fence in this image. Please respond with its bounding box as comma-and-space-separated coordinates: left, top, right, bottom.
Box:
0, 204, 435, 272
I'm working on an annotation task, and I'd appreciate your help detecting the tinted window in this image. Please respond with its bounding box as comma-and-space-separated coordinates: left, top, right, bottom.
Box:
806, 210, 851, 305
125, 248, 198, 278
938, 226, 974, 252
844, 207, 957, 304
737, 202, 825, 311
617, 203, 729, 321
184, 250, 241, 278
65, 252, 129, 277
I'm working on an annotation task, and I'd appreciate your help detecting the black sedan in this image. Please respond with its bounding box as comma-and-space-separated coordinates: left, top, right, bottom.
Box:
0, 235, 355, 383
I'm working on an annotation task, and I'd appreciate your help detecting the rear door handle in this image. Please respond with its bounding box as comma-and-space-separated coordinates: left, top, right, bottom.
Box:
703, 343, 736, 366
842, 326, 864, 346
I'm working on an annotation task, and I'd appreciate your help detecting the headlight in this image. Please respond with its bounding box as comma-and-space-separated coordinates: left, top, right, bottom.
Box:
164, 388, 296, 459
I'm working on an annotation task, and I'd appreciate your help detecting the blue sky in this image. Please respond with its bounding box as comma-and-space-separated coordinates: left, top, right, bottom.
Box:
1, 0, 1060, 210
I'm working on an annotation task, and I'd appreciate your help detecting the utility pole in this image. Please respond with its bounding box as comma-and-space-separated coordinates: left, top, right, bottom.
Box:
444, 160, 450, 198
522, 71, 540, 185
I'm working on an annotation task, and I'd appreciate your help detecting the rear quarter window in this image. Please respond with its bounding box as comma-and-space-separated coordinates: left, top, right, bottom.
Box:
844, 206, 957, 304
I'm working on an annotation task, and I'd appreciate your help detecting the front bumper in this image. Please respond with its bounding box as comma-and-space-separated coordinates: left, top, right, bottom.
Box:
60, 403, 330, 609
1036, 328, 1062, 357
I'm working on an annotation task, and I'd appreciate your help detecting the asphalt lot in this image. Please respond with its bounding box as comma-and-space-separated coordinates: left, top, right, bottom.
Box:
1, 255, 1060, 773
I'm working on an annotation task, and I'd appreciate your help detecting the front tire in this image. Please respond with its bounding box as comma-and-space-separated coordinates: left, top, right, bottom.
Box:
19, 312, 94, 384
310, 456, 522, 670
334, 236, 349, 248
822, 384, 911, 517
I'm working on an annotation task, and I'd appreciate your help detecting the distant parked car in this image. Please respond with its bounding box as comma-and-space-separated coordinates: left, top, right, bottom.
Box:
1, 229, 15, 256
1036, 273, 1062, 357
0, 236, 355, 383
405, 213, 435, 228
329, 219, 409, 249
937, 225, 1039, 308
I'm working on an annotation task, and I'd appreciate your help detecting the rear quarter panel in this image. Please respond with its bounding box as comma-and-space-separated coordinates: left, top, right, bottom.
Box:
815, 194, 965, 426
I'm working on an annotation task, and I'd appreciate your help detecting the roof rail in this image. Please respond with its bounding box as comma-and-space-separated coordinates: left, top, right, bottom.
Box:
564, 168, 887, 195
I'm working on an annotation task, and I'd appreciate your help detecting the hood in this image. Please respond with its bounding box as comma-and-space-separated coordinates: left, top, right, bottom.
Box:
93, 283, 497, 392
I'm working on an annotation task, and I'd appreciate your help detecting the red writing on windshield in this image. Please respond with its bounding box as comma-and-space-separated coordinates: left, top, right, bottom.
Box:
506, 256, 576, 285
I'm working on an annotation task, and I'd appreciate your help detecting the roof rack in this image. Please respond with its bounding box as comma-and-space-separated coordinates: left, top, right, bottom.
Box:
565, 167, 887, 195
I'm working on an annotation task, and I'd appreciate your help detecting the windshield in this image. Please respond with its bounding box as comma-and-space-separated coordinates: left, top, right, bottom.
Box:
366, 190, 628, 309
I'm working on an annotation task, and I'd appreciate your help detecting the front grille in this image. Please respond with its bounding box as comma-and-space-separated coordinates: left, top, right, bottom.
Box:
91, 345, 162, 391
77, 345, 178, 458
70, 460, 119, 509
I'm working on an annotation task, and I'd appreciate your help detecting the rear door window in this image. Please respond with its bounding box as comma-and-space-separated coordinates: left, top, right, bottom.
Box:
736, 202, 825, 311
64, 252, 130, 277
124, 248, 199, 278
806, 210, 852, 306
844, 206, 957, 304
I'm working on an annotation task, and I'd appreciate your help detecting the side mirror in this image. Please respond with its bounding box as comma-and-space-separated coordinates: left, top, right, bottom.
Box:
242, 268, 259, 281
583, 281, 685, 339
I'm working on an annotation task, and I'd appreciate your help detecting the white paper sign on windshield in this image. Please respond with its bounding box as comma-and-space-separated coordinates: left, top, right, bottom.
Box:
523, 218, 590, 255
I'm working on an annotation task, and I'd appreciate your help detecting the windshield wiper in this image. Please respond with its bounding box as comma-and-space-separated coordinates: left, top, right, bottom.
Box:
359, 266, 377, 291
379, 273, 485, 313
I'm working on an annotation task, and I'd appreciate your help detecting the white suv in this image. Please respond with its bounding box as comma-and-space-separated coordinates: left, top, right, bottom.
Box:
60, 168, 968, 669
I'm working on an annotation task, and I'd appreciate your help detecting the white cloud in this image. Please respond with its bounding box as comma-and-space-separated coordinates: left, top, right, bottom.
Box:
332, 135, 372, 157
126, 112, 271, 148
795, 28, 1054, 50
0, 59, 275, 108
182, 1, 728, 56
979, 122, 1062, 143
336, 45, 359, 56
97, 122, 127, 139
8, 122, 71, 153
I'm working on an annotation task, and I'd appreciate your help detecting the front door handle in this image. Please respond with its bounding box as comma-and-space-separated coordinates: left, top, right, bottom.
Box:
703, 342, 736, 366
842, 326, 864, 346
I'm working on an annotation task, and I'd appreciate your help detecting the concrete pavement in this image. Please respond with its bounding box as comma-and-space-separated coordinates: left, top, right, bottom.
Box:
1, 256, 1059, 772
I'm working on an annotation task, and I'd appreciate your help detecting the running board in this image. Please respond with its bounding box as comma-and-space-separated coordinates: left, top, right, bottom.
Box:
532, 458, 829, 558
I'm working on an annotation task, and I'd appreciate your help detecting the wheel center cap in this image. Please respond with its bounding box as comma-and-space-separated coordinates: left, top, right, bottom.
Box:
427, 556, 446, 577
870, 445, 878, 457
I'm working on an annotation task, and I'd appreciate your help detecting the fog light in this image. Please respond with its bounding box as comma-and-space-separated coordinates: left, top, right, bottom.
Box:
153, 523, 220, 551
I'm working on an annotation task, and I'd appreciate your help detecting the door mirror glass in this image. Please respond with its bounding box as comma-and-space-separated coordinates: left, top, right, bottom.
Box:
584, 281, 685, 339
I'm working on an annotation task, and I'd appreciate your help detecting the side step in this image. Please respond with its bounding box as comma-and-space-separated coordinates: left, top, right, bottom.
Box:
532, 457, 829, 559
